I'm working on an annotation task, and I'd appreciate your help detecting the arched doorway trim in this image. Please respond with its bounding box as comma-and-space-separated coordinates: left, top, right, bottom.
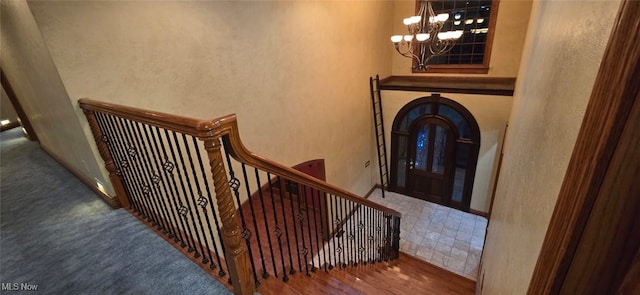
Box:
390, 94, 480, 211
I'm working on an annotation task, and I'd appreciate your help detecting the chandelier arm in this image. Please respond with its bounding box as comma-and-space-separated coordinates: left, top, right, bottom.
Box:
395, 44, 421, 61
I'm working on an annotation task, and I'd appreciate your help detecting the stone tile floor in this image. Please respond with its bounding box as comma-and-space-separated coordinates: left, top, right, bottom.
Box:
368, 189, 487, 280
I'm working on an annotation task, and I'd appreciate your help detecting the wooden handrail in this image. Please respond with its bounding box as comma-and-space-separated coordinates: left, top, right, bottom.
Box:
78, 98, 401, 295
213, 113, 402, 218
78, 98, 218, 137
79, 98, 401, 218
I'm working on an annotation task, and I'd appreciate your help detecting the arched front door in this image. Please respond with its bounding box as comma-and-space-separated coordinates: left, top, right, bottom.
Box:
390, 94, 480, 212
407, 117, 456, 204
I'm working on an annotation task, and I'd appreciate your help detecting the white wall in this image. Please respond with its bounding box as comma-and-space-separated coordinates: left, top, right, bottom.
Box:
23, 0, 394, 198
1, 0, 112, 196
480, 1, 621, 293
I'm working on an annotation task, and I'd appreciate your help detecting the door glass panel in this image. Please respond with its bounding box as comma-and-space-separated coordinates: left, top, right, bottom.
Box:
415, 124, 430, 171
438, 105, 470, 139
400, 104, 432, 131
397, 136, 407, 188
431, 125, 447, 174
452, 143, 470, 202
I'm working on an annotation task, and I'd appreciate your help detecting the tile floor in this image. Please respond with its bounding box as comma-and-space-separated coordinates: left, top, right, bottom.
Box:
368, 189, 487, 280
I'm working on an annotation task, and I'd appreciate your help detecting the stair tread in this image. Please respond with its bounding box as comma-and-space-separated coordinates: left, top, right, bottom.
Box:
256, 253, 475, 294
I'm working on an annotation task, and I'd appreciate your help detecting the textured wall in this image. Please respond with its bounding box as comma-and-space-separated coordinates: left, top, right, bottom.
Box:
480, 1, 621, 293
25, 1, 394, 197
1, 0, 112, 195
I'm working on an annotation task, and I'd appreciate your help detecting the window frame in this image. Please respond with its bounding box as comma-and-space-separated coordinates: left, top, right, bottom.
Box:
412, 0, 500, 74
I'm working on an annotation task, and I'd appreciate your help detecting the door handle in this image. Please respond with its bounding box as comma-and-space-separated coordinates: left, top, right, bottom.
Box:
409, 160, 414, 170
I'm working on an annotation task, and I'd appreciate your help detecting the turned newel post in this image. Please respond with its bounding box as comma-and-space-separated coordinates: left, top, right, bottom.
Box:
83, 109, 130, 209
203, 137, 254, 295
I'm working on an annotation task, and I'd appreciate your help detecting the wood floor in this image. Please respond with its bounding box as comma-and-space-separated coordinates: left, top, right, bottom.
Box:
256, 253, 475, 295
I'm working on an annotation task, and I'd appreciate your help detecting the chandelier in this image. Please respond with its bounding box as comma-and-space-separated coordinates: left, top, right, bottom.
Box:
391, 0, 463, 71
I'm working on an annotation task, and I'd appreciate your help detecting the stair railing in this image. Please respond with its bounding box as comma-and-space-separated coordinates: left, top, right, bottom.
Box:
79, 98, 401, 295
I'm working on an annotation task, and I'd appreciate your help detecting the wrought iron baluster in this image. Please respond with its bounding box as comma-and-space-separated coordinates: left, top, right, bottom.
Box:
348, 200, 356, 266
286, 180, 302, 273
155, 127, 196, 250
120, 118, 164, 227
254, 169, 278, 278
240, 163, 268, 280
316, 190, 328, 272
109, 115, 155, 222
171, 131, 208, 258
194, 138, 227, 276
367, 207, 375, 263
223, 152, 260, 287
94, 113, 138, 212
105, 114, 149, 218
302, 186, 316, 273
276, 176, 295, 275
140, 124, 178, 238
339, 197, 346, 268
144, 124, 182, 243
182, 135, 219, 266
126, 120, 172, 233
378, 210, 383, 262
392, 216, 401, 260
357, 203, 364, 266
267, 172, 288, 282
328, 193, 336, 270
296, 185, 309, 276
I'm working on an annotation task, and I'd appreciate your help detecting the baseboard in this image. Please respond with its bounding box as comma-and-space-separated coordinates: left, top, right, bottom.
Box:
0, 121, 20, 132
40, 145, 121, 209
363, 184, 381, 199
469, 209, 489, 219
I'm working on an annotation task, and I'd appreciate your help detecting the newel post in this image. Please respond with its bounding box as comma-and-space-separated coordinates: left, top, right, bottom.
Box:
83, 109, 130, 209
203, 137, 254, 295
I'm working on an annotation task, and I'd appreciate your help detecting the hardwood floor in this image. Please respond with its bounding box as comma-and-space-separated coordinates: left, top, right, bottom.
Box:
256, 253, 475, 294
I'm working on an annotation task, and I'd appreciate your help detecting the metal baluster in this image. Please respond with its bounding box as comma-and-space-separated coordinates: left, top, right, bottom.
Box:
164, 129, 201, 253
286, 180, 302, 273
378, 211, 383, 262
141, 124, 180, 240
126, 120, 172, 233
194, 138, 227, 275
357, 203, 364, 266
316, 190, 329, 272
94, 113, 138, 212
239, 164, 268, 280
296, 185, 309, 276
148, 126, 190, 248
254, 170, 278, 278
369, 206, 374, 264
223, 152, 260, 287
155, 127, 196, 250
328, 193, 336, 270
182, 135, 219, 265
144, 126, 182, 242
114, 116, 158, 224
172, 131, 209, 258
302, 186, 316, 273
385, 213, 392, 262
348, 200, 356, 266
104, 114, 149, 219
276, 176, 295, 275
267, 172, 288, 282
339, 197, 346, 268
